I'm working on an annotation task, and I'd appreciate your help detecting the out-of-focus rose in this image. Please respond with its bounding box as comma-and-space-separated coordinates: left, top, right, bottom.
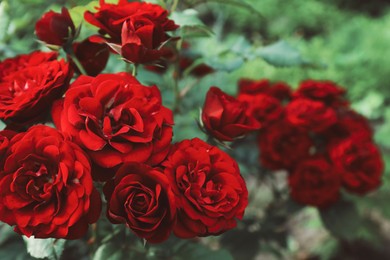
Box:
201, 87, 260, 142
70, 38, 110, 76
0, 125, 101, 239
258, 121, 313, 170
163, 138, 248, 238
330, 136, 383, 195
104, 163, 176, 243
0, 51, 72, 124
52, 73, 173, 180
238, 78, 292, 102
294, 80, 348, 107
35, 7, 76, 47
286, 98, 337, 132
288, 157, 341, 208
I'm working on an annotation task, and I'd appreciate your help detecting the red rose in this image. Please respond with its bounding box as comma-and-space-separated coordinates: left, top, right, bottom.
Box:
104, 163, 176, 243
238, 78, 291, 101
35, 7, 76, 47
324, 109, 373, 142
0, 51, 57, 80
258, 121, 313, 170
288, 157, 341, 208
71, 38, 110, 76
0, 51, 72, 124
286, 98, 337, 132
52, 73, 173, 179
238, 93, 283, 127
85, 1, 178, 64
0, 130, 17, 164
201, 87, 260, 142
329, 137, 383, 195
163, 138, 248, 238
0, 125, 101, 239
294, 80, 348, 107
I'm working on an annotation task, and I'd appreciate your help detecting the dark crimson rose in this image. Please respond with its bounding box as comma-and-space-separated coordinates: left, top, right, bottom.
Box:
163, 138, 248, 238
201, 87, 260, 142
294, 80, 348, 107
0, 130, 17, 164
0, 51, 72, 124
238, 78, 292, 102
0, 125, 101, 239
285, 98, 337, 132
238, 93, 283, 127
71, 38, 110, 76
52, 73, 173, 178
0, 51, 57, 80
258, 121, 313, 170
330, 137, 383, 195
324, 109, 373, 142
85, 0, 178, 64
104, 163, 176, 243
35, 7, 76, 47
288, 157, 341, 208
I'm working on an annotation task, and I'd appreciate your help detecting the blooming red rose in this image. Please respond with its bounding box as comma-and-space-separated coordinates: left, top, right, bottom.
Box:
104, 163, 176, 243
0, 51, 57, 80
324, 109, 373, 142
258, 121, 313, 170
85, 0, 178, 64
0, 51, 72, 124
163, 138, 248, 238
329, 137, 383, 195
202, 87, 260, 142
294, 80, 348, 107
288, 157, 341, 208
285, 98, 337, 132
52, 73, 173, 179
35, 7, 76, 47
71, 38, 110, 76
238, 93, 283, 127
238, 78, 291, 102
0, 130, 17, 165
0, 125, 101, 239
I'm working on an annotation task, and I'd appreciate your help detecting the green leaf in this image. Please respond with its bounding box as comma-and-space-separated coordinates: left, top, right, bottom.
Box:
319, 199, 362, 240
256, 40, 324, 68
69, 1, 99, 27
171, 9, 213, 38
23, 237, 65, 260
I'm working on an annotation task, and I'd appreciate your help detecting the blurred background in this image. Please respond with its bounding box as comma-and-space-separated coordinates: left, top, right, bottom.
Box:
1, 0, 390, 259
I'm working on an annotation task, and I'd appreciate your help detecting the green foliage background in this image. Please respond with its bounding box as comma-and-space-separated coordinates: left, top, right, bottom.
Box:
1, 0, 390, 259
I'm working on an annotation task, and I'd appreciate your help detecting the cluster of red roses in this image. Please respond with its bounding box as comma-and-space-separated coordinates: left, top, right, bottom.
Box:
201, 79, 383, 208
0, 1, 247, 243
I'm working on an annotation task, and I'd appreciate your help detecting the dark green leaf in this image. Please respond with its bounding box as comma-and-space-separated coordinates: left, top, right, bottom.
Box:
319, 199, 362, 240
171, 9, 213, 38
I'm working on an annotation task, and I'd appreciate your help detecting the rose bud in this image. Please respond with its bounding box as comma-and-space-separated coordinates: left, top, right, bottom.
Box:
35, 7, 76, 47
201, 87, 261, 142
288, 157, 341, 208
163, 138, 248, 238
330, 136, 383, 195
0, 125, 101, 239
104, 163, 176, 243
70, 38, 110, 76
